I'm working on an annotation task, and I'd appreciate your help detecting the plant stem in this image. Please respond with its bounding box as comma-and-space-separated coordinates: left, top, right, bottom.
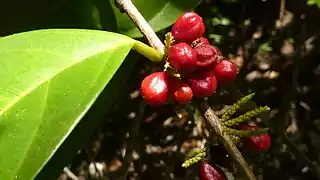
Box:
199, 101, 257, 180
63, 167, 79, 180
132, 40, 163, 62
114, 1, 256, 179
115, 0, 165, 53
224, 83, 320, 179
117, 99, 146, 180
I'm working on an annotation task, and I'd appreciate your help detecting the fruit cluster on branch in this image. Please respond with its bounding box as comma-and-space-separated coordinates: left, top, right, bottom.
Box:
139, 11, 271, 179
140, 12, 238, 106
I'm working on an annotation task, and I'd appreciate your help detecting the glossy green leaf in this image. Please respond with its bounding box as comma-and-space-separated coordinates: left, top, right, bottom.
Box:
110, 0, 200, 38
307, 0, 320, 7
0, 29, 135, 180
36, 51, 140, 180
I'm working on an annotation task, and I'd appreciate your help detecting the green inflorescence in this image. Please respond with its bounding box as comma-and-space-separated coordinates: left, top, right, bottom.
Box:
164, 32, 174, 60
182, 93, 270, 169
182, 148, 207, 168
219, 93, 270, 139
230, 135, 241, 145
221, 93, 255, 121
222, 106, 270, 127
225, 127, 269, 137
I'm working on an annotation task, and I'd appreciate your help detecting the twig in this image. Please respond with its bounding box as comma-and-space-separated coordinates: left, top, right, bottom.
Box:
278, 0, 286, 29
115, 0, 165, 53
114, 1, 257, 179
117, 99, 146, 180
282, 134, 320, 177
277, 23, 320, 178
63, 167, 79, 180
198, 101, 257, 180
224, 83, 320, 179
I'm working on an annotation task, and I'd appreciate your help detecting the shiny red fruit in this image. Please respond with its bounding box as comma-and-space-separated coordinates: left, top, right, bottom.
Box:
168, 42, 197, 72
213, 59, 238, 84
168, 76, 193, 104
140, 72, 169, 106
240, 123, 271, 152
194, 44, 221, 67
188, 72, 218, 97
191, 37, 210, 48
171, 12, 206, 43
199, 160, 226, 180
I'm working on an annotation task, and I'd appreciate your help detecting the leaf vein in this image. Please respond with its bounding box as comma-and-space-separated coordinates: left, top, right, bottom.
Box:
13, 80, 51, 179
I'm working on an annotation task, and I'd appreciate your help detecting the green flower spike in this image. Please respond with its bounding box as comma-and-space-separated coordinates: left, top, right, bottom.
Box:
225, 127, 269, 138
164, 32, 174, 59
163, 32, 178, 74
221, 93, 255, 121
222, 106, 270, 127
230, 135, 241, 145
182, 148, 207, 168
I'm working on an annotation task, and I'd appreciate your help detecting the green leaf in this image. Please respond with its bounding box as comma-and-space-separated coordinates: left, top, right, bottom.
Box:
36, 51, 140, 180
110, 0, 200, 38
1, 0, 198, 39
0, 29, 135, 180
307, 0, 320, 7
259, 42, 272, 52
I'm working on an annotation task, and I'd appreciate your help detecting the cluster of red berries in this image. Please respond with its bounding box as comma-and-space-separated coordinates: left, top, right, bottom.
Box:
141, 12, 238, 106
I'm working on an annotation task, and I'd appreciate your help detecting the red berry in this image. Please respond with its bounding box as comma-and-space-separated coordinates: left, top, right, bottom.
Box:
199, 160, 226, 180
194, 44, 221, 67
168, 76, 193, 104
213, 59, 238, 84
240, 123, 271, 152
171, 12, 206, 43
168, 42, 197, 72
191, 37, 210, 48
188, 72, 218, 97
140, 72, 169, 106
